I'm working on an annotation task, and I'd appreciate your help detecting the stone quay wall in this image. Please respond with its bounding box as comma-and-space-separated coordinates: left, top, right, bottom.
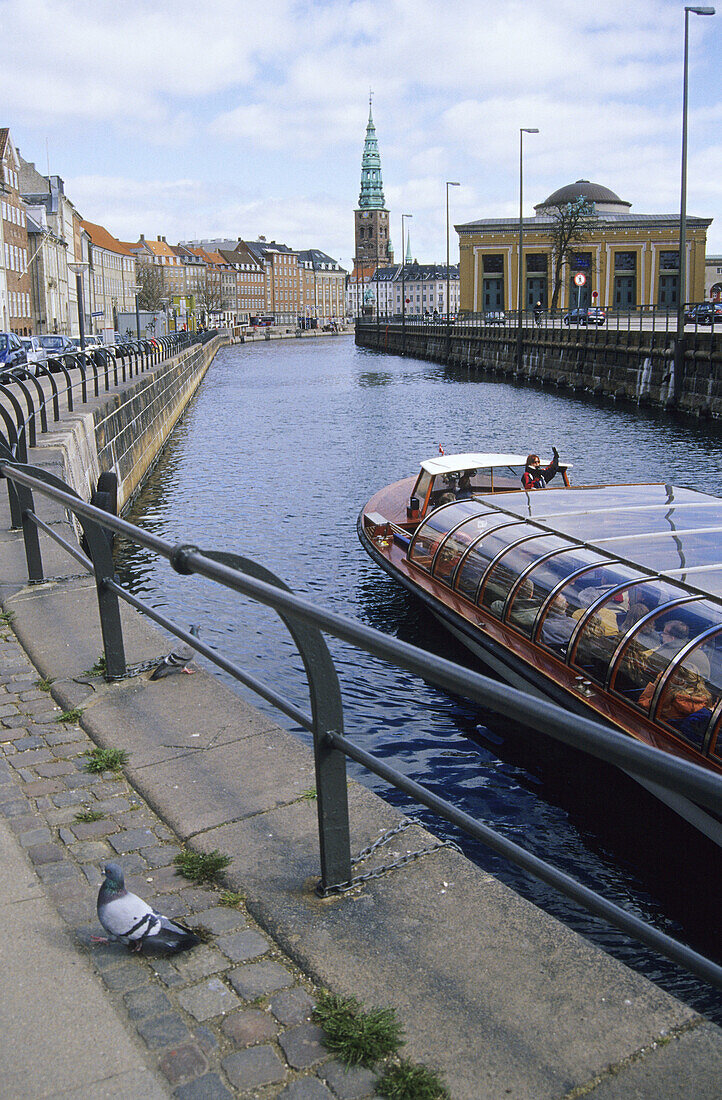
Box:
45, 336, 222, 510
357, 323, 722, 420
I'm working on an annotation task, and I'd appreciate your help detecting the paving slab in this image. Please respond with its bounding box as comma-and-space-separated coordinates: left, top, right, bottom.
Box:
0, 813, 170, 1099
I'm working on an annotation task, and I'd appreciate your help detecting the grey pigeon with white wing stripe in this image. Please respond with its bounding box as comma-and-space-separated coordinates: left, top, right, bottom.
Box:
149, 624, 200, 680
96, 862, 200, 954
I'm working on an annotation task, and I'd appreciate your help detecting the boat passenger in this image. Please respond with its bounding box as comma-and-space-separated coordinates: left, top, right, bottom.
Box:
540, 594, 576, 652
639, 664, 714, 747
521, 448, 560, 490
435, 491, 457, 508
456, 472, 475, 500
491, 579, 537, 626
572, 583, 628, 635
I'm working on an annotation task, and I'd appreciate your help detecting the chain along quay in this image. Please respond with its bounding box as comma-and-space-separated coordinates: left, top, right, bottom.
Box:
0, 331, 721, 1098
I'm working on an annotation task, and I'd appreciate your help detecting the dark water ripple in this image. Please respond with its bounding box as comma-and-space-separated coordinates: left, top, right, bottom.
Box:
114, 338, 722, 1020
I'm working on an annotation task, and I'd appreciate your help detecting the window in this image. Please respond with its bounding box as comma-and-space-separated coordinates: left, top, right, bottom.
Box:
527, 254, 547, 273
614, 251, 636, 271
483, 255, 503, 274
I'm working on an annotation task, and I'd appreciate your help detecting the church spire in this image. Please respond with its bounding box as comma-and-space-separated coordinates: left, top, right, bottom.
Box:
358, 94, 386, 210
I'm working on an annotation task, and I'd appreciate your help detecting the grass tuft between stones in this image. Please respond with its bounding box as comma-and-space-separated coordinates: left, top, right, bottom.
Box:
218, 890, 244, 907
312, 991, 402, 1068
56, 707, 84, 725
83, 746, 128, 773
85, 654, 107, 677
173, 848, 231, 884
35, 677, 55, 692
377, 1059, 450, 1100
74, 808, 105, 823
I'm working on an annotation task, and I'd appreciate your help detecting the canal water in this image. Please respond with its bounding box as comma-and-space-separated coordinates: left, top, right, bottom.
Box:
115, 337, 722, 1019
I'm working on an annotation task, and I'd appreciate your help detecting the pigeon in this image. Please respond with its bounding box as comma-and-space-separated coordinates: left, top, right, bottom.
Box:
149, 624, 200, 680
96, 862, 201, 954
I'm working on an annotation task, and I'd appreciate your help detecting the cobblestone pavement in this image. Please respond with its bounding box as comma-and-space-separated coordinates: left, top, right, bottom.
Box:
0, 622, 382, 1100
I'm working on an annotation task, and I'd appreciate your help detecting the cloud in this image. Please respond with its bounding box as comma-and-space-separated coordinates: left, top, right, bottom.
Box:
3, 0, 720, 257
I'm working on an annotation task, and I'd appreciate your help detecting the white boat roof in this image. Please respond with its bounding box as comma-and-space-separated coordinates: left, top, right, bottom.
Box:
421, 453, 566, 476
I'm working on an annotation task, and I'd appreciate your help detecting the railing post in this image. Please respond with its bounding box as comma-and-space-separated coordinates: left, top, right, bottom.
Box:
200, 551, 352, 891
15, 478, 44, 582
80, 514, 126, 679
0, 437, 23, 528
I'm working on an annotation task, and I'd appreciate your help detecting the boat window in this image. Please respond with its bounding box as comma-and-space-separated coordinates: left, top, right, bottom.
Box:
666, 569, 722, 597
506, 548, 609, 639
652, 639, 722, 752
535, 565, 645, 658
408, 504, 494, 572
478, 485, 706, 520
411, 470, 433, 513
597, 530, 722, 574
612, 599, 722, 714
708, 719, 722, 764
545, 505, 722, 544
570, 571, 659, 685
455, 522, 529, 603
431, 513, 499, 585
481, 535, 569, 621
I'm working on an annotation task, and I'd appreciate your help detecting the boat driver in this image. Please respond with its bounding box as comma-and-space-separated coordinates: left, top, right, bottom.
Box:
522, 448, 560, 490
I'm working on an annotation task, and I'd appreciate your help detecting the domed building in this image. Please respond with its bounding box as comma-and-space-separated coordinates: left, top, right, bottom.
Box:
456, 179, 711, 314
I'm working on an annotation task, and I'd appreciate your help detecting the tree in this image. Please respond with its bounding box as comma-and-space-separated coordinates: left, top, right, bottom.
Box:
136, 262, 167, 311
547, 197, 596, 311
196, 276, 224, 323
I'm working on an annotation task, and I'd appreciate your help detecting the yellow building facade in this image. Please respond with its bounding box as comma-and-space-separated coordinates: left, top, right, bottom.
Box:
456, 180, 711, 314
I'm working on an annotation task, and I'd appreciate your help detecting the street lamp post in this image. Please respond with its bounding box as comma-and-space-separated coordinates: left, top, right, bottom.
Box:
128, 284, 142, 340
401, 213, 413, 352
446, 181, 460, 333
674, 5, 715, 401
67, 261, 90, 351
516, 128, 539, 372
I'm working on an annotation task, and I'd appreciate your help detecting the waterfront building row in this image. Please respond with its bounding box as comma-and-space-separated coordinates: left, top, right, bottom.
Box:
456, 180, 711, 314
347, 262, 460, 318
2, 123, 347, 338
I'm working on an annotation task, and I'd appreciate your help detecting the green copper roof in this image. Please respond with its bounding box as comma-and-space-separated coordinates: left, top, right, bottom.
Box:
358, 104, 386, 210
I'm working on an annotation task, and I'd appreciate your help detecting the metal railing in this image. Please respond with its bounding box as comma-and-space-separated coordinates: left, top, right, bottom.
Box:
0, 332, 215, 464
1, 457, 721, 990
356, 306, 722, 345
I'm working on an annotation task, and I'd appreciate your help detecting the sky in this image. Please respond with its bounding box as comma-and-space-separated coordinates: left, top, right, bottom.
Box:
3, 0, 722, 268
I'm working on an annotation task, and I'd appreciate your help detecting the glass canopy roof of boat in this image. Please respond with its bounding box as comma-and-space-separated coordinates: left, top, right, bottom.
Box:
414, 484, 722, 599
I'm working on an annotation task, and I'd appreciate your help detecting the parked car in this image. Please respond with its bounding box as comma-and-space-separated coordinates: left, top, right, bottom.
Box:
37, 334, 75, 355
563, 307, 606, 326
684, 303, 722, 325
20, 336, 48, 370
70, 334, 104, 351
0, 332, 28, 369
484, 311, 506, 325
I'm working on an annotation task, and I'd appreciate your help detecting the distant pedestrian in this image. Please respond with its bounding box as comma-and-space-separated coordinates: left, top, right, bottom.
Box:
534, 301, 543, 326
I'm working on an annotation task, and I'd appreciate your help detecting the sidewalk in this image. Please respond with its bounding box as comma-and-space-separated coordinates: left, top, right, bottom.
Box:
0, 620, 383, 1099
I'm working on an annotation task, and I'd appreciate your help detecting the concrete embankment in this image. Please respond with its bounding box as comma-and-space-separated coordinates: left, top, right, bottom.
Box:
356, 322, 722, 420
0, 338, 721, 1098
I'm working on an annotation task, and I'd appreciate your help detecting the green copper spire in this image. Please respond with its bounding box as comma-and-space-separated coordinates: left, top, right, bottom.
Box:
358, 98, 386, 209
405, 231, 412, 264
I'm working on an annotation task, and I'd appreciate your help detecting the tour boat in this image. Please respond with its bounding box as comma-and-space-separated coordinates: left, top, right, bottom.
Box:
358, 453, 722, 843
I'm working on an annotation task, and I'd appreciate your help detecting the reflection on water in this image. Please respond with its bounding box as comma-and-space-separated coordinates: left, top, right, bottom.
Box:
115, 337, 722, 1020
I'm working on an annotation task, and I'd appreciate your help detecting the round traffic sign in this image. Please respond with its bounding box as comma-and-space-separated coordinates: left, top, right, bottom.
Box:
574, 272, 586, 287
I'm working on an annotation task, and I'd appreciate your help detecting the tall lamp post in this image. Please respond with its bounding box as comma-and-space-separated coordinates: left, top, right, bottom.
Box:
446, 181, 460, 332
128, 284, 142, 340
516, 127, 539, 372
401, 213, 413, 351
674, 5, 715, 400
67, 260, 90, 351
